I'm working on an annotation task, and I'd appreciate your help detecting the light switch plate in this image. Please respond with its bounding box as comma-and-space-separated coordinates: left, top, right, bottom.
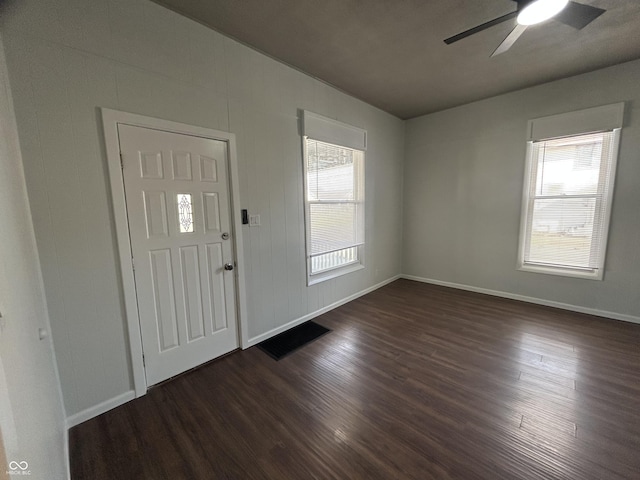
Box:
249, 214, 261, 227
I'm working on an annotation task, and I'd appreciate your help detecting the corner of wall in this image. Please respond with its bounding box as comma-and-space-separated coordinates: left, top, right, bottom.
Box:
0, 33, 68, 479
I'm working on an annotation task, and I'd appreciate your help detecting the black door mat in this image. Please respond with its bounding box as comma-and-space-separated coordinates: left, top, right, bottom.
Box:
257, 321, 330, 360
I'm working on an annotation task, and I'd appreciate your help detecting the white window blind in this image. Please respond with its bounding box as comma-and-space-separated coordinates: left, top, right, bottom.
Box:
301, 111, 366, 284
520, 130, 620, 278
305, 138, 364, 277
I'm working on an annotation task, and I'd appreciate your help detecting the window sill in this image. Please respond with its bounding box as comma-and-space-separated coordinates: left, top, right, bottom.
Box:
308, 263, 364, 286
518, 263, 603, 281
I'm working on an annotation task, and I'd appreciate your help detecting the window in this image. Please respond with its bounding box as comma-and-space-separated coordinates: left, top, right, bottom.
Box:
177, 193, 194, 233
518, 104, 623, 280
302, 112, 366, 285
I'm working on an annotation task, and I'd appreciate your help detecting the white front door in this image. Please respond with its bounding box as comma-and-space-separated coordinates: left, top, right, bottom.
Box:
118, 124, 239, 387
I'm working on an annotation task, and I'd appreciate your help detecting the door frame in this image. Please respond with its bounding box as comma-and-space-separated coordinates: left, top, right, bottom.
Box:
101, 108, 249, 397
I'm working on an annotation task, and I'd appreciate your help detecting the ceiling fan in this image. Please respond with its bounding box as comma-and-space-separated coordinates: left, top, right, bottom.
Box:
444, 0, 606, 57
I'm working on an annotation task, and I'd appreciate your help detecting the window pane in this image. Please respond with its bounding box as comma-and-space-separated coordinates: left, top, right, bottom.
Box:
521, 124, 620, 278
304, 133, 365, 283
307, 139, 355, 201
177, 193, 194, 233
527, 197, 597, 268
309, 203, 359, 255
311, 247, 358, 274
535, 134, 603, 196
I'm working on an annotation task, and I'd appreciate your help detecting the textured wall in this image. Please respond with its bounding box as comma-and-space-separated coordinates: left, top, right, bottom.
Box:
0, 36, 67, 479
403, 59, 640, 319
0, 0, 405, 418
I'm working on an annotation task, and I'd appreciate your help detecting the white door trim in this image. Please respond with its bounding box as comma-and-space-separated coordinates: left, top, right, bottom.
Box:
101, 108, 249, 397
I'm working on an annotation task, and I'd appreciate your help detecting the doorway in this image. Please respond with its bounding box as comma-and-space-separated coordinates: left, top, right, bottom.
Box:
102, 110, 248, 394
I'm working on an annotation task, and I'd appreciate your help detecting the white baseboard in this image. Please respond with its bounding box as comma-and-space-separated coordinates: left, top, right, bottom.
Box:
402, 275, 640, 325
246, 274, 402, 347
66, 390, 135, 429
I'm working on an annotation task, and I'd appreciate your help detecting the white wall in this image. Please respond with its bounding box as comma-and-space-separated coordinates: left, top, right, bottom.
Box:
0, 36, 67, 479
404, 59, 640, 320
0, 0, 405, 419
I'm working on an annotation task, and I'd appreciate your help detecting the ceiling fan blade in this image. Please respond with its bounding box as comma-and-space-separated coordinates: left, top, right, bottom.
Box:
444, 11, 518, 44
491, 24, 528, 57
555, 1, 606, 30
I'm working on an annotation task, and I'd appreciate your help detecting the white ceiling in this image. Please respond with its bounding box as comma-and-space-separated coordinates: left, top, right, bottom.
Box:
153, 0, 640, 119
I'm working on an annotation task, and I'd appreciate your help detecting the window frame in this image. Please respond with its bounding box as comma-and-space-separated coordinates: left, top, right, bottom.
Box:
517, 113, 622, 280
302, 136, 366, 285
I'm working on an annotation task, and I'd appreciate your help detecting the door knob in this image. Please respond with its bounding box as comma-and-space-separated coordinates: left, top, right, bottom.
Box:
224, 262, 234, 271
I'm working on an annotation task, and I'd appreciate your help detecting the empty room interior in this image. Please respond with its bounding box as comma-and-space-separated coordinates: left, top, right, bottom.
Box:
1, 0, 640, 478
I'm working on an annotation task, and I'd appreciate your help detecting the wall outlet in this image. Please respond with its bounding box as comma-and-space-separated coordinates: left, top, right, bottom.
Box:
249, 214, 261, 227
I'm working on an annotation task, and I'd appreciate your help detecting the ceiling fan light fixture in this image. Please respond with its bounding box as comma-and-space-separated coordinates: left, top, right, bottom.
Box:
517, 0, 569, 26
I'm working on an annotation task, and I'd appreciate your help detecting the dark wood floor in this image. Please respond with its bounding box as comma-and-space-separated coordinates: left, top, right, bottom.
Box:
70, 279, 640, 479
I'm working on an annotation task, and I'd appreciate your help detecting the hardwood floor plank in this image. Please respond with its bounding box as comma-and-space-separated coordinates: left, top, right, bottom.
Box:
70, 280, 640, 479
